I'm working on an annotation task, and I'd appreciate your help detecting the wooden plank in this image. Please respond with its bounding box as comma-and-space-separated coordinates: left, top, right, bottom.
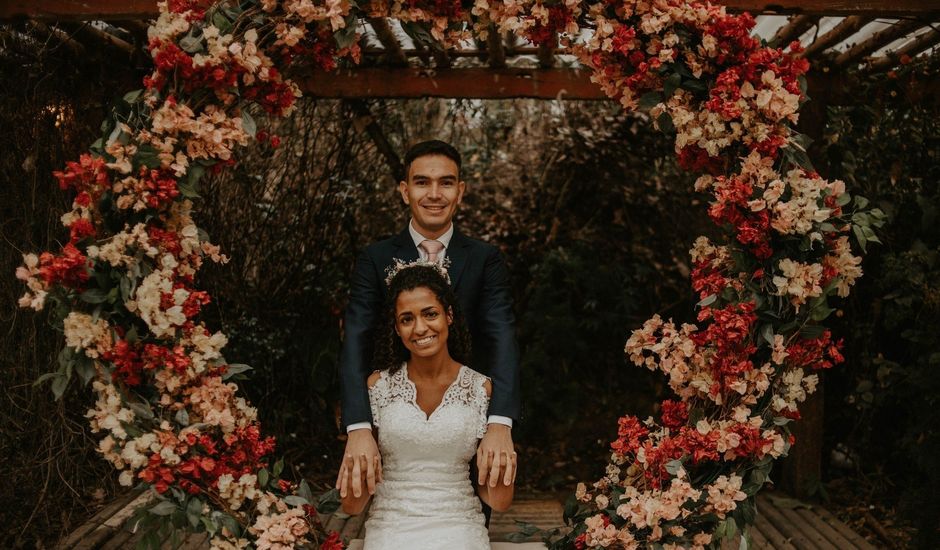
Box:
770, 15, 821, 46
799, 16, 873, 58
758, 497, 823, 550
538, 34, 557, 69
98, 527, 135, 550
487, 24, 506, 69
755, 505, 799, 550
813, 506, 878, 550
339, 501, 370, 539
5, 0, 940, 22
489, 499, 564, 542
368, 17, 407, 66
793, 506, 860, 548
868, 28, 940, 71
747, 523, 774, 549
298, 67, 606, 100
57, 490, 143, 548
833, 19, 922, 66
773, 502, 839, 550
324, 510, 350, 534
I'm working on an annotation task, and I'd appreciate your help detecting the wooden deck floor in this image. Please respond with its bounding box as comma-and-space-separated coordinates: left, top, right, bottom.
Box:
58, 490, 880, 549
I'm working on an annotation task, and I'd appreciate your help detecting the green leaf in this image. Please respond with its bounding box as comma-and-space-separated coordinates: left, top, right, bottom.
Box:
175, 408, 190, 426
697, 294, 717, 307
258, 468, 269, 489
179, 34, 204, 54
663, 72, 682, 97
299, 479, 314, 503
149, 500, 177, 516
128, 400, 155, 421
186, 497, 203, 528
836, 192, 852, 207
34, 371, 59, 386
80, 288, 111, 304
123, 89, 143, 104
656, 111, 675, 134
665, 459, 684, 475
273, 458, 284, 478
222, 363, 252, 380
810, 305, 835, 322
316, 488, 341, 515
760, 324, 775, 347
854, 195, 870, 209
335, 20, 358, 50
638, 91, 663, 111
283, 495, 308, 507
241, 111, 257, 138
51, 374, 69, 400
76, 358, 96, 386
852, 224, 868, 253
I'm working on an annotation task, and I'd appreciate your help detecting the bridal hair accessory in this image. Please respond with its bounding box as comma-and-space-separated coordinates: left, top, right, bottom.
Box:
384, 257, 452, 287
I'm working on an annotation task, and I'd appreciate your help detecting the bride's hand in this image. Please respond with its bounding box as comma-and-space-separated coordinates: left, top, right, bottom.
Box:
339, 453, 378, 515
477, 424, 515, 487
337, 428, 382, 498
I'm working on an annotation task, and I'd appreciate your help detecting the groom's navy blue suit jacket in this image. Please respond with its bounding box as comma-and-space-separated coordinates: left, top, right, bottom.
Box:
339, 226, 521, 429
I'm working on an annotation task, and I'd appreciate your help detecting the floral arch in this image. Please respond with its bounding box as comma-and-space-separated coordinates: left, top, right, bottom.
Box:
15, 0, 886, 548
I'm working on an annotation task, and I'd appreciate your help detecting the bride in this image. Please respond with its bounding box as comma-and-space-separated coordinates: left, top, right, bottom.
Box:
338, 261, 516, 549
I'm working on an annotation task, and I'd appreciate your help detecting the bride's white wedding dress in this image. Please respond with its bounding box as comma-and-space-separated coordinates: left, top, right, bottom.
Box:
362, 363, 491, 550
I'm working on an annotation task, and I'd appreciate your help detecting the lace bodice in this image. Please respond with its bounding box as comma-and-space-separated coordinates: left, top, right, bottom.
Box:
363, 364, 491, 550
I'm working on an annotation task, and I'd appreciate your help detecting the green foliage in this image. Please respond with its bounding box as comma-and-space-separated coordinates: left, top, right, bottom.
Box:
819, 55, 940, 546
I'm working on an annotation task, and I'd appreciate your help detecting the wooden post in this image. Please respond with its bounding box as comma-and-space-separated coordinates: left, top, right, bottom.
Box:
779, 91, 829, 498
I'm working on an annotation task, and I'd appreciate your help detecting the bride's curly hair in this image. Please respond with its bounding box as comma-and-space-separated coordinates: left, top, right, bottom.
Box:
373, 264, 472, 374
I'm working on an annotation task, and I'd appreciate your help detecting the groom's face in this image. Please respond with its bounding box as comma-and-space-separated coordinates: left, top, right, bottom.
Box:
399, 154, 465, 237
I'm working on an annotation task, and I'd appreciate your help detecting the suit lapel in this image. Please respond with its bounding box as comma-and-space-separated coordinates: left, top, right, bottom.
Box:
390, 226, 419, 263
447, 229, 471, 291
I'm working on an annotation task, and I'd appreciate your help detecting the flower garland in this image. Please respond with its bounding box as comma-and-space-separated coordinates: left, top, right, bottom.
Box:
16, 0, 884, 549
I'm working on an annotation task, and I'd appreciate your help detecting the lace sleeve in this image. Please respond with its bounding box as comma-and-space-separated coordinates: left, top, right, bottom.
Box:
368, 372, 388, 428
473, 373, 491, 439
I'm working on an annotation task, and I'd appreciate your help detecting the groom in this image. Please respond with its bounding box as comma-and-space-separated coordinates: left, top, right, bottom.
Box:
338, 139, 521, 499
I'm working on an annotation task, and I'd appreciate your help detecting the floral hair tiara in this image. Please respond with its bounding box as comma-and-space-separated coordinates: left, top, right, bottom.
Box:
384, 257, 452, 287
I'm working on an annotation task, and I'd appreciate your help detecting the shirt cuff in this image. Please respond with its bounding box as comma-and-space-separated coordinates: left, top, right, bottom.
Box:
487, 415, 513, 428
346, 422, 373, 433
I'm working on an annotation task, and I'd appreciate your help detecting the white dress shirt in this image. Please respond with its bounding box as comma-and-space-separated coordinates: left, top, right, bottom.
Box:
348, 220, 513, 432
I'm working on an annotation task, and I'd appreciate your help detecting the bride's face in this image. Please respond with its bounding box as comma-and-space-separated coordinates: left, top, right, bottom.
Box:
394, 287, 453, 359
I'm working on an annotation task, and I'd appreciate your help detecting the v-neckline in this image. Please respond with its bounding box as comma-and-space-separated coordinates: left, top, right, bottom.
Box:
402, 363, 465, 421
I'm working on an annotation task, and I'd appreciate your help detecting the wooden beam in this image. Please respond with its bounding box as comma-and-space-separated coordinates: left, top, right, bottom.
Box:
538, 35, 556, 69
867, 28, 940, 72
293, 66, 940, 104
55, 21, 134, 58
367, 17, 407, 66
5, 0, 940, 22
298, 67, 606, 99
833, 19, 923, 66
770, 15, 820, 47
798, 16, 872, 58
487, 25, 506, 69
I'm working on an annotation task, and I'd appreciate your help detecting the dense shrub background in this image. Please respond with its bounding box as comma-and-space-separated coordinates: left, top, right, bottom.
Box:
1, 26, 937, 547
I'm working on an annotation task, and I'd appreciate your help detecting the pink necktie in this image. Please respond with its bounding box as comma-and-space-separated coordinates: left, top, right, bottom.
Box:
419, 239, 445, 263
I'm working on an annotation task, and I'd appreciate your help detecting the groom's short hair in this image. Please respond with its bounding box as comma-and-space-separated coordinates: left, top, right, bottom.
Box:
403, 140, 462, 177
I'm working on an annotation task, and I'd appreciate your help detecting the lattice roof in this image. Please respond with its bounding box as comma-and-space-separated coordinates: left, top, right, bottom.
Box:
2, 1, 939, 100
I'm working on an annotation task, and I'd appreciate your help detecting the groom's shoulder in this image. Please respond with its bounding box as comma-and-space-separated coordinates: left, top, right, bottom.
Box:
361, 233, 400, 256
460, 233, 501, 256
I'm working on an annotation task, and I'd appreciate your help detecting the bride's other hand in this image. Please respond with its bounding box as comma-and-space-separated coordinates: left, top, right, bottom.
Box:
477, 425, 514, 486
478, 449, 516, 512
336, 428, 382, 496
340, 453, 379, 515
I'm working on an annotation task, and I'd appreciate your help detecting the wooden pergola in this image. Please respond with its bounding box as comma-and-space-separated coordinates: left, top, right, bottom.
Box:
3, 1, 940, 102
2, 0, 940, 500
